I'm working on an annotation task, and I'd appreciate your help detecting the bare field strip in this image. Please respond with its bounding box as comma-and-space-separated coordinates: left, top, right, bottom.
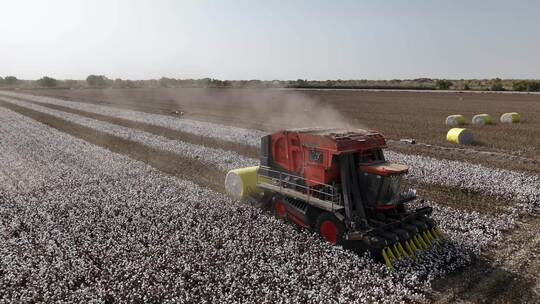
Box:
2, 90, 537, 174
387, 140, 539, 175
13, 88, 540, 159
385, 151, 539, 213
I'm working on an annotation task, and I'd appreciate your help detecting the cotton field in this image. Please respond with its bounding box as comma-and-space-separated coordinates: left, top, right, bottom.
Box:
0, 92, 538, 303
0, 107, 426, 303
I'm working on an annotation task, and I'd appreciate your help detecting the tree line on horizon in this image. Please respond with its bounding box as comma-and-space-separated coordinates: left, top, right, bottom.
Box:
1, 75, 540, 92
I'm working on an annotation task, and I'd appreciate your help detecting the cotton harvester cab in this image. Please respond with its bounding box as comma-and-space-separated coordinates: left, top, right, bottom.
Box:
225, 128, 443, 267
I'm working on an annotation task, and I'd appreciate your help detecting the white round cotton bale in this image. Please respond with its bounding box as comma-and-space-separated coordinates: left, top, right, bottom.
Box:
225, 171, 243, 199
445, 115, 466, 126
224, 166, 259, 200
472, 114, 493, 125
446, 128, 473, 145
500, 112, 521, 123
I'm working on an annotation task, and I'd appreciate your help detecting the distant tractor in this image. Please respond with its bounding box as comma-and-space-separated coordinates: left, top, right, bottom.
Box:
225, 128, 443, 267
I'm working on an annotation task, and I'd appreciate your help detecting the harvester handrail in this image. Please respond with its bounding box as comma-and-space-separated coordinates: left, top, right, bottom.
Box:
257, 166, 342, 206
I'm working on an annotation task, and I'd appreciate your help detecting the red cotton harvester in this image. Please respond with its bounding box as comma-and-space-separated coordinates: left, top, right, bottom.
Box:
225, 128, 444, 268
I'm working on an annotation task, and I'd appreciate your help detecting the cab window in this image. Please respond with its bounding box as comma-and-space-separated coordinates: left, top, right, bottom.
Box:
358, 149, 385, 163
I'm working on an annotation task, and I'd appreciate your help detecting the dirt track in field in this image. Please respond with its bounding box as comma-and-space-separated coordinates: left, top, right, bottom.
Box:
0, 100, 226, 193
433, 215, 540, 304
387, 140, 539, 175
16, 88, 539, 173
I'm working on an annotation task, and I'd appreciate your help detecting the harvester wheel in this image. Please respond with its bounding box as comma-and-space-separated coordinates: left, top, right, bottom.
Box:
315, 213, 345, 245
272, 199, 288, 220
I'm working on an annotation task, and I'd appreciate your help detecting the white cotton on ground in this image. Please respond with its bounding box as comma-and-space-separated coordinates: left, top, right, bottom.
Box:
0, 97, 258, 172
0, 91, 266, 147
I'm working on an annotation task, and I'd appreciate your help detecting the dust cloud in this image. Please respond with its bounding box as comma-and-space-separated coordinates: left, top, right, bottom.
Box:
93, 86, 368, 132
159, 87, 366, 131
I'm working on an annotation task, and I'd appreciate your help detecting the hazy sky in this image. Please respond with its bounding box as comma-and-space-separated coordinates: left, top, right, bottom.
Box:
1, 0, 539, 80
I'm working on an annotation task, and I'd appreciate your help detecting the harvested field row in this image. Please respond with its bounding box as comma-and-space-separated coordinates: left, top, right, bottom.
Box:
0, 91, 265, 148
3, 90, 537, 174
0, 97, 257, 172
14, 88, 540, 158
3, 95, 538, 215
387, 141, 539, 176
413, 184, 511, 216
386, 151, 539, 213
